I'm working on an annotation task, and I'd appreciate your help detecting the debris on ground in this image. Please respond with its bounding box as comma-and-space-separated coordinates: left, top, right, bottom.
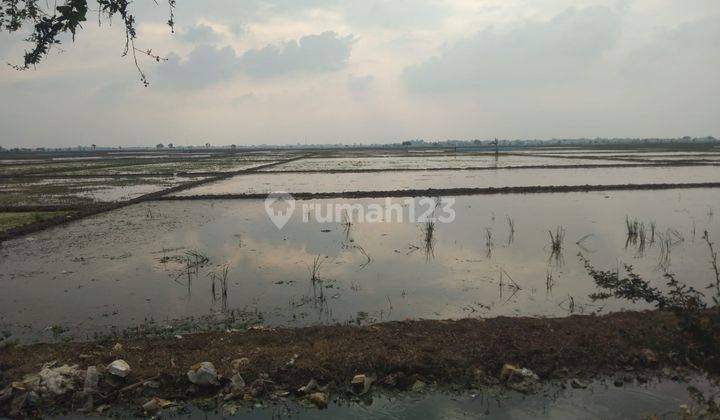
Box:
381, 372, 411, 389
231, 358, 250, 372
411, 380, 427, 392
142, 396, 174, 413
641, 349, 658, 365
230, 374, 246, 392
107, 360, 131, 378
500, 364, 539, 393
570, 378, 588, 389
351, 374, 373, 395
83, 366, 99, 394
308, 392, 328, 409
286, 354, 299, 367
143, 380, 161, 389
187, 362, 219, 386
38, 363, 81, 396
298, 378, 319, 394
0, 311, 706, 417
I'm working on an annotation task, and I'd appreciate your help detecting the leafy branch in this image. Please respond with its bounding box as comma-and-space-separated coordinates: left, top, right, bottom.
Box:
1, 0, 175, 85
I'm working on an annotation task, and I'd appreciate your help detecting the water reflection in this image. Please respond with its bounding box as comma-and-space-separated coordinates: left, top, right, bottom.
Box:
0, 189, 719, 341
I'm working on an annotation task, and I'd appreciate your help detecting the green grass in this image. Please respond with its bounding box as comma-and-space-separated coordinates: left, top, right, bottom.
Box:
0, 211, 69, 232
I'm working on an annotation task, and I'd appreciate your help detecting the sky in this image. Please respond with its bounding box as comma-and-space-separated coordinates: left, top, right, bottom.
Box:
0, 0, 719, 148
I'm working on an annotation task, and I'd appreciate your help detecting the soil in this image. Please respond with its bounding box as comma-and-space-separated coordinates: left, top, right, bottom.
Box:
0, 310, 705, 417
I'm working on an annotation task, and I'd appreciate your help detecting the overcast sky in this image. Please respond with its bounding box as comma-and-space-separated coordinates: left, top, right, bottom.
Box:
1, 0, 718, 147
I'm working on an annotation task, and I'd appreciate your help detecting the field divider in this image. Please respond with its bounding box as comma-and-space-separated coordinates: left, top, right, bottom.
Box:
227, 161, 720, 174
154, 182, 720, 201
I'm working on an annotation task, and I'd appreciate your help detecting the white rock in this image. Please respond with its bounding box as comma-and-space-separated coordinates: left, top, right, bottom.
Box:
107, 360, 131, 378
187, 362, 219, 386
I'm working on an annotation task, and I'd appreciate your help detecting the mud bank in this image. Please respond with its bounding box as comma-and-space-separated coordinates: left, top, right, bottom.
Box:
0, 311, 708, 417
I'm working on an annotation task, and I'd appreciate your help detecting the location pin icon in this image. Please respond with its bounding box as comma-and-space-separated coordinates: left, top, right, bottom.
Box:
265, 191, 295, 229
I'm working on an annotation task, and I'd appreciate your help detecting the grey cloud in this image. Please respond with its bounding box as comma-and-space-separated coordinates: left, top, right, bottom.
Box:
239, 31, 354, 78
622, 16, 720, 81
402, 6, 621, 94
134, 0, 448, 32
156, 31, 353, 88
179, 23, 223, 44
158, 45, 240, 89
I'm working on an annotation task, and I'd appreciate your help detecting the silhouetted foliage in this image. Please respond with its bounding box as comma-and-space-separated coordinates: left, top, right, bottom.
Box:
1, 0, 175, 85
581, 253, 720, 369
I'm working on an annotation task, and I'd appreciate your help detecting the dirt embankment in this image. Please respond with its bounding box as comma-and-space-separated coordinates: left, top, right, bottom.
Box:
157, 181, 720, 201
0, 311, 702, 416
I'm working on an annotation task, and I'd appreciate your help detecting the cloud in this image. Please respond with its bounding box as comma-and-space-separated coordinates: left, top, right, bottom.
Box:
239, 31, 355, 78
158, 45, 240, 89
622, 15, 720, 82
402, 6, 621, 94
156, 31, 354, 88
179, 23, 223, 44
341, 0, 448, 29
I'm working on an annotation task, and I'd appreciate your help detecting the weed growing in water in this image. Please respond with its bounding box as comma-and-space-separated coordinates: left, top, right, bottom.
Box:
209, 264, 230, 311
421, 219, 436, 260
485, 227, 493, 258
546, 269, 554, 295
342, 209, 353, 239
703, 231, 720, 297
649, 221, 657, 244
656, 229, 684, 271
506, 216, 515, 245
548, 226, 565, 266
498, 268, 521, 304
309, 255, 324, 284
549, 226, 565, 253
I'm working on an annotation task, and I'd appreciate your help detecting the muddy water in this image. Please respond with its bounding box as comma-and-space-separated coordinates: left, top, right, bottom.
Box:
165, 376, 714, 419
172, 166, 720, 196
0, 189, 718, 342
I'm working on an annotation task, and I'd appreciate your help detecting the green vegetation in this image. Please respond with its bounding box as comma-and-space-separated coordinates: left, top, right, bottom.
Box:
0, 211, 69, 232
581, 247, 720, 370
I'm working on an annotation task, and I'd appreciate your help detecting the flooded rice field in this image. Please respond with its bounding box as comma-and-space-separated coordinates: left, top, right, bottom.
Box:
63, 160, 269, 176
1, 189, 718, 342
259, 155, 655, 171
2, 146, 720, 417
172, 166, 720, 196
0, 176, 204, 206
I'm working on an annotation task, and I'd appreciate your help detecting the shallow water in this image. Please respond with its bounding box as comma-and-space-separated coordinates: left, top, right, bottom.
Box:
172, 166, 720, 196
261, 155, 649, 171
64, 159, 274, 176
98, 376, 714, 420
0, 176, 200, 205
1, 189, 718, 342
